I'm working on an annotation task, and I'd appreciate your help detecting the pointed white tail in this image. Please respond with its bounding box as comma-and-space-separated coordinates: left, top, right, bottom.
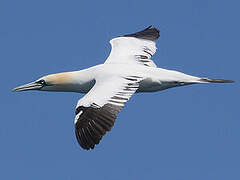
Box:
199, 78, 234, 83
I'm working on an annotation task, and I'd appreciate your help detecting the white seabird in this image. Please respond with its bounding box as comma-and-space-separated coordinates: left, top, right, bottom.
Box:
13, 26, 233, 150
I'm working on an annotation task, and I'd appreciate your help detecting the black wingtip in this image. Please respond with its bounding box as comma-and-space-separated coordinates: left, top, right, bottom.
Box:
75, 104, 120, 150
123, 26, 160, 41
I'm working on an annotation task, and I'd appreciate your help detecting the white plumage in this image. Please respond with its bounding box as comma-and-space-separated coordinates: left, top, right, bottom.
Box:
105, 36, 157, 67
13, 26, 233, 150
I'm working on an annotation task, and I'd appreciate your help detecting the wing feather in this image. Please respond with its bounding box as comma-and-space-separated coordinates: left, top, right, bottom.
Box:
104, 26, 160, 67
74, 76, 143, 150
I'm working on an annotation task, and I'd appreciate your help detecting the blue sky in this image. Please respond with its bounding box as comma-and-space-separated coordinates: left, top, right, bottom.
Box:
0, 0, 239, 179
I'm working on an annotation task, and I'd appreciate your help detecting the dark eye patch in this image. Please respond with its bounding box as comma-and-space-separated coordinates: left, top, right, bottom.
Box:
36, 79, 47, 86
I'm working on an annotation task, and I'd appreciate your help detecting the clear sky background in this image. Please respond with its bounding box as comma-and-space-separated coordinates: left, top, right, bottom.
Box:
0, 0, 239, 179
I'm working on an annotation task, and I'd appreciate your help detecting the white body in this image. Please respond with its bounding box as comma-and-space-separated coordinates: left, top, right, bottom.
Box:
13, 26, 232, 150
42, 64, 200, 93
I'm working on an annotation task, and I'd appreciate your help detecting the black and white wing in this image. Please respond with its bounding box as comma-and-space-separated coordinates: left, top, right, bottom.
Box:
74, 76, 143, 150
104, 26, 160, 67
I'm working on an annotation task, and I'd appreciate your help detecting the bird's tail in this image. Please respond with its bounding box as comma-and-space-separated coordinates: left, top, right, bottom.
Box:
199, 78, 234, 83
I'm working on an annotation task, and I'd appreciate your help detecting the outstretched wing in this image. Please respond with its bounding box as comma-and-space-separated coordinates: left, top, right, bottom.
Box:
74, 75, 143, 150
104, 26, 160, 67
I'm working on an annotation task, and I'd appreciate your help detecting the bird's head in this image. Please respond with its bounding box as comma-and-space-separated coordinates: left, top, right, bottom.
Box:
13, 72, 72, 92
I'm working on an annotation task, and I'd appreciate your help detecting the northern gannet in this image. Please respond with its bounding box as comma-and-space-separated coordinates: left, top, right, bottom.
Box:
13, 26, 233, 150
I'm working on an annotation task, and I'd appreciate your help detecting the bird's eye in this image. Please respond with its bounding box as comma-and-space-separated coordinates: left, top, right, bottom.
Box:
36, 80, 46, 85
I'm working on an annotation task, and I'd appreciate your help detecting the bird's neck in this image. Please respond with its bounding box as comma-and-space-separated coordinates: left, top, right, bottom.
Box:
44, 66, 97, 93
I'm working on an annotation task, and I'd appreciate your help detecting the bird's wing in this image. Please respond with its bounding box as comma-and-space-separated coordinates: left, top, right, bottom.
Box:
74, 75, 143, 150
104, 26, 160, 67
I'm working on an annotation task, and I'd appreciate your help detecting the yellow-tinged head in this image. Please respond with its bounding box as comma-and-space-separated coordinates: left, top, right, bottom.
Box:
41, 72, 72, 85
13, 72, 73, 92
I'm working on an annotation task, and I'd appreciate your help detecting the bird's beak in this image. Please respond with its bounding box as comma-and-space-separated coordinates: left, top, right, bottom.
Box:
12, 82, 43, 92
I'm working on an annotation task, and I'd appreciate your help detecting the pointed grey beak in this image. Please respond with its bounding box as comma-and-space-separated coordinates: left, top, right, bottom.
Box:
12, 82, 43, 92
